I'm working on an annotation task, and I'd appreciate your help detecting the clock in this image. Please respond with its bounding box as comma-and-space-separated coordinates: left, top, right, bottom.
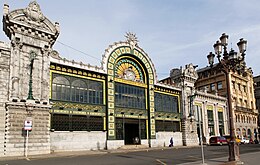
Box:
124, 69, 136, 81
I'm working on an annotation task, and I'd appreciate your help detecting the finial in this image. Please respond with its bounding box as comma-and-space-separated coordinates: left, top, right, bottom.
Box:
3, 4, 9, 16
125, 32, 138, 50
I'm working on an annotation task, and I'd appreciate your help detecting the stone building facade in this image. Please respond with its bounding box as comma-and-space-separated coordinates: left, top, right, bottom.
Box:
160, 64, 228, 145
0, 1, 187, 157
0, 1, 59, 156
195, 62, 258, 140
254, 75, 260, 138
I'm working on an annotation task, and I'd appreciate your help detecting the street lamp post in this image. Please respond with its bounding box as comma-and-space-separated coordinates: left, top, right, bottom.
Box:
27, 51, 37, 100
207, 33, 247, 162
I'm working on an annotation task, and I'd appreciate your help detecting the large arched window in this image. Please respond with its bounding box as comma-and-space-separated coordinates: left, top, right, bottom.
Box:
71, 79, 87, 102
51, 73, 103, 105
52, 76, 70, 101
89, 81, 103, 104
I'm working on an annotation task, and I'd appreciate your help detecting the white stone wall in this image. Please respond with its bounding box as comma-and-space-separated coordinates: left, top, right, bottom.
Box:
50, 131, 106, 152
154, 132, 183, 147
106, 140, 124, 150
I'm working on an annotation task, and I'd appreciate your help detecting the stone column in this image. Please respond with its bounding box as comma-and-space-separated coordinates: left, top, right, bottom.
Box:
10, 40, 23, 100
203, 102, 210, 142
214, 104, 219, 136
40, 48, 51, 103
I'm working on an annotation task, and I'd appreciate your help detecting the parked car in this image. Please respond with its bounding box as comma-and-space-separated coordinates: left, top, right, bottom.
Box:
223, 135, 241, 144
240, 138, 250, 144
209, 136, 228, 145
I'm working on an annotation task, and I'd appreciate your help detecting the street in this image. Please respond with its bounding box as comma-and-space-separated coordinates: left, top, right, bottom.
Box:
0, 144, 260, 165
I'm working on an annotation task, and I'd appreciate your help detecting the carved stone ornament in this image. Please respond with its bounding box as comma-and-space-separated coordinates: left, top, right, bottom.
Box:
50, 50, 61, 59
184, 63, 198, 79
170, 68, 181, 78
125, 32, 138, 50
11, 40, 23, 50
23, 1, 45, 24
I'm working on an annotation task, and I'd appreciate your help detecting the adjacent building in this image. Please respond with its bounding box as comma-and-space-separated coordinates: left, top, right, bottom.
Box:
161, 64, 228, 145
254, 75, 260, 138
195, 62, 258, 140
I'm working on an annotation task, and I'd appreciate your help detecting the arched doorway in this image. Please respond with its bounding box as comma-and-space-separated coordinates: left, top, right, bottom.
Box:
103, 33, 157, 144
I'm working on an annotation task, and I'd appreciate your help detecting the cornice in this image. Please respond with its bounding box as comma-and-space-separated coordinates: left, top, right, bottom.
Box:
50, 56, 106, 74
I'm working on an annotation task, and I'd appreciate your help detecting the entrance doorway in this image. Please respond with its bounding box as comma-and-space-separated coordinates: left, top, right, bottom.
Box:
125, 123, 140, 145
115, 118, 146, 144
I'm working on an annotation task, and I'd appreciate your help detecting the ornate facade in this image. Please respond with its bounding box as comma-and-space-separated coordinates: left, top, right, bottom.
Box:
161, 64, 228, 145
0, 1, 59, 156
0, 2, 186, 156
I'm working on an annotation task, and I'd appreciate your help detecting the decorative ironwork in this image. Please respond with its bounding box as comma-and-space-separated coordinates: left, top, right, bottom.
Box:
50, 63, 106, 80
125, 32, 138, 50
51, 114, 103, 131
154, 86, 180, 95
207, 33, 248, 162
140, 120, 147, 139
115, 108, 147, 118
51, 101, 105, 112
115, 58, 144, 83
116, 118, 123, 140
51, 114, 70, 131
155, 112, 180, 120
155, 120, 180, 132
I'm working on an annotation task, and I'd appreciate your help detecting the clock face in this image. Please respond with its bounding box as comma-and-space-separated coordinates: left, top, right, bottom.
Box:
125, 69, 136, 81
115, 58, 144, 82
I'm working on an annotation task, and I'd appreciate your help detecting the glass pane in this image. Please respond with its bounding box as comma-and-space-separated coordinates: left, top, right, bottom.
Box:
115, 83, 145, 109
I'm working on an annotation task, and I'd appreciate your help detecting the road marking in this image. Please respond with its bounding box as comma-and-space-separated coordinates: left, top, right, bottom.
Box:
156, 159, 167, 165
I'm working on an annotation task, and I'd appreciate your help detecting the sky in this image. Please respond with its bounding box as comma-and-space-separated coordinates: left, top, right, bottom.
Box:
1, 0, 260, 79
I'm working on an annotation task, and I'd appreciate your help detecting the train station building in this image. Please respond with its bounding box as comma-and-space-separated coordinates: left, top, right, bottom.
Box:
0, 1, 230, 157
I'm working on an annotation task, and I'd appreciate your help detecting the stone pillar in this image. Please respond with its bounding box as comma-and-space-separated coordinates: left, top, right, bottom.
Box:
2, 1, 59, 157
10, 40, 23, 100
170, 64, 199, 146
40, 48, 51, 102
214, 104, 219, 136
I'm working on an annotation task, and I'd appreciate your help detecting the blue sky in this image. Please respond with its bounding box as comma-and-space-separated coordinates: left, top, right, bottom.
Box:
1, 0, 260, 79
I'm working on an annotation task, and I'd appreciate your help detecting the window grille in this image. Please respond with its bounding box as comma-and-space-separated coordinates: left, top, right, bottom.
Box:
51, 114, 103, 131
155, 120, 180, 132
154, 93, 179, 113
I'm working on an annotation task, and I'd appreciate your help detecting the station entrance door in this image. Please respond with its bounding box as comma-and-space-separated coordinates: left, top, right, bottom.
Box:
115, 118, 146, 145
